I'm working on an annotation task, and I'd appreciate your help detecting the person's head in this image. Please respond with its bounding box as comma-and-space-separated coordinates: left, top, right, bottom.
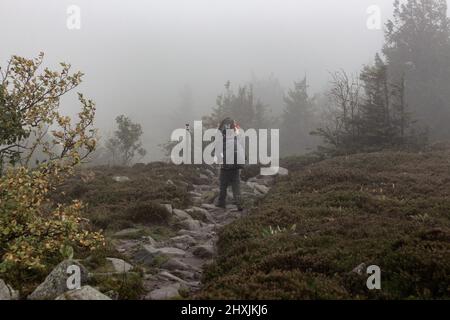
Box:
219, 117, 241, 136
219, 117, 234, 131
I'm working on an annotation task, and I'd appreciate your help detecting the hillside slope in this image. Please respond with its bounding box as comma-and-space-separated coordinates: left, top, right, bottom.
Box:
197, 150, 450, 299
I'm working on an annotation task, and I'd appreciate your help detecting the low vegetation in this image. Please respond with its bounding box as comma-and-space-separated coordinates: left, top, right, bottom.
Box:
197, 148, 450, 299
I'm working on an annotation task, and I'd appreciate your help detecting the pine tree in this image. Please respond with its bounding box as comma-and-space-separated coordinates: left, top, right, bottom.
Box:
359, 54, 393, 147
383, 0, 450, 138
281, 77, 316, 156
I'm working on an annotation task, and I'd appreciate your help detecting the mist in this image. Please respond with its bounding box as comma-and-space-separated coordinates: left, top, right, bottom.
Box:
0, 0, 418, 160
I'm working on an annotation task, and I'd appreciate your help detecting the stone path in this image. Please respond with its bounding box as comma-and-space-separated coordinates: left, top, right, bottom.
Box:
113, 169, 277, 300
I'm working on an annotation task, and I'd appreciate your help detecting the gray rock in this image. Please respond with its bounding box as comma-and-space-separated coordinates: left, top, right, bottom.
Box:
201, 203, 217, 210
113, 228, 142, 238
192, 244, 215, 259
254, 184, 269, 194
199, 173, 209, 180
134, 245, 186, 266
162, 258, 197, 272
277, 167, 289, 176
172, 270, 196, 280
166, 179, 175, 186
28, 260, 88, 300
173, 209, 193, 221
352, 263, 366, 275
0, 279, 18, 300
148, 283, 180, 300
169, 235, 197, 246
158, 271, 188, 284
162, 203, 173, 214
189, 191, 202, 197
179, 219, 201, 231
112, 176, 130, 182
142, 235, 157, 246
55, 285, 111, 300
106, 258, 133, 273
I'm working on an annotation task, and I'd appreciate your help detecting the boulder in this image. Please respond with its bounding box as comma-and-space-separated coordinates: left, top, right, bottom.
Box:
192, 244, 215, 259
55, 285, 111, 300
170, 234, 197, 245
134, 245, 186, 266
254, 184, 269, 194
113, 228, 143, 238
112, 176, 130, 182
277, 167, 289, 176
200, 203, 217, 210
173, 209, 193, 221
106, 258, 133, 273
148, 283, 180, 300
352, 263, 366, 275
162, 203, 173, 214
178, 219, 201, 231
0, 279, 18, 300
162, 258, 196, 272
28, 260, 88, 300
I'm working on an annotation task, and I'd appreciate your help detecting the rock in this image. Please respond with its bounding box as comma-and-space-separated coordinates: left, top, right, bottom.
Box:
254, 184, 269, 194
134, 245, 186, 266
352, 263, 366, 275
148, 283, 180, 300
106, 258, 133, 273
173, 209, 193, 221
199, 173, 209, 180
113, 228, 142, 238
277, 167, 289, 176
0, 279, 18, 300
166, 179, 175, 186
28, 260, 89, 300
193, 206, 210, 214
172, 270, 196, 280
192, 244, 215, 259
158, 271, 187, 284
112, 176, 130, 182
142, 235, 157, 246
169, 235, 197, 246
178, 229, 213, 241
204, 169, 215, 177
162, 203, 173, 214
189, 191, 202, 197
55, 286, 111, 300
178, 219, 201, 231
201, 203, 217, 210
162, 258, 198, 272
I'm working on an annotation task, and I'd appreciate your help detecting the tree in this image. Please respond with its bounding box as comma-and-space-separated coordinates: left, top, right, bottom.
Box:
312, 70, 362, 152
0, 53, 97, 171
106, 115, 147, 165
314, 55, 424, 154
0, 53, 103, 283
281, 77, 317, 156
203, 82, 271, 130
359, 54, 393, 147
383, 0, 450, 138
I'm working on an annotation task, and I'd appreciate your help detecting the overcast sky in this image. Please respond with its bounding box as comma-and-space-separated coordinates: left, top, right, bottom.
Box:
1, 0, 436, 159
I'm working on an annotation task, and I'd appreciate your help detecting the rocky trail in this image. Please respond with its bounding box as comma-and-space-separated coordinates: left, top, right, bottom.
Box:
8, 167, 286, 300
113, 169, 278, 300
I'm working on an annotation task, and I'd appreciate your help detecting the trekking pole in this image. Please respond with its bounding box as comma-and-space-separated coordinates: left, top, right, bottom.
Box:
184, 123, 190, 164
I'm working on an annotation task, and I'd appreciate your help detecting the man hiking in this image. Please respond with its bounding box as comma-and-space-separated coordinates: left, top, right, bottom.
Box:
215, 117, 245, 211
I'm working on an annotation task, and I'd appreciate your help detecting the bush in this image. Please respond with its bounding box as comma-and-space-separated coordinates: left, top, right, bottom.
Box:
0, 164, 104, 287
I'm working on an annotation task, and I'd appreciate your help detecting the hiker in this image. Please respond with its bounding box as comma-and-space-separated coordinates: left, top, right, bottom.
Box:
215, 117, 245, 210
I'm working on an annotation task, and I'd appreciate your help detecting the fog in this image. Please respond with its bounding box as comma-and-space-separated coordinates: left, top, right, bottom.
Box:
1, 0, 409, 160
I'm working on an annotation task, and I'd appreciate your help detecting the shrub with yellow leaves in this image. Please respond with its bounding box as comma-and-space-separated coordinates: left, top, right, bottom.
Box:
0, 162, 105, 282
